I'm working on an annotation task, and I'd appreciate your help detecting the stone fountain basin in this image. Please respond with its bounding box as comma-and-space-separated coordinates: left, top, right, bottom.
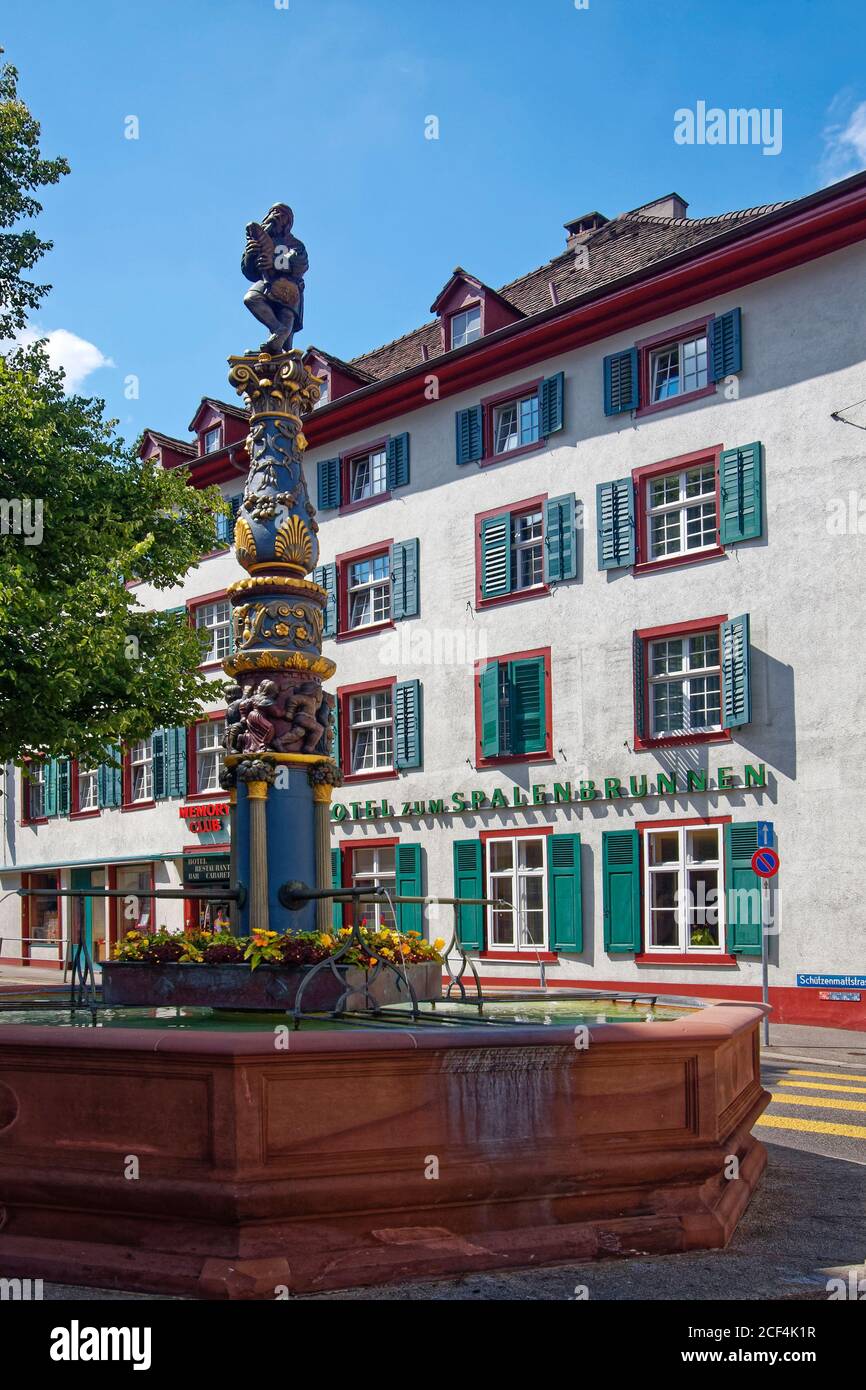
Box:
0, 1001, 770, 1298
100, 960, 442, 1011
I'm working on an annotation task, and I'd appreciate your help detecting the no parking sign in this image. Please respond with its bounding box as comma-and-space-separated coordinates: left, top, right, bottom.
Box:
751, 846, 780, 878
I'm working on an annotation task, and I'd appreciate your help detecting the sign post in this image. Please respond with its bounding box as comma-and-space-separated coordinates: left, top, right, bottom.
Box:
751, 831, 779, 1046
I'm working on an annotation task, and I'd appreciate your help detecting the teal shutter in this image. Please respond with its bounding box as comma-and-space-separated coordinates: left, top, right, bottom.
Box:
602, 829, 641, 953
330, 694, 340, 767
43, 759, 59, 817
543, 494, 576, 583
548, 833, 582, 952
230, 494, 243, 520
720, 442, 763, 545
479, 661, 501, 757
508, 657, 546, 754
313, 562, 337, 637
391, 538, 419, 620
539, 371, 564, 435
453, 839, 484, 950
331, 847, 343, 932
386, 433, 410, 490
603, 347, 639, 415
596, 478, 635, 569
98, 747, 122, 808
725, 822, 762, 956
317, 457, 341, 510
456, 405, 483, 465
633, 631, 646, 741
480, 512, 512, 598
166, 727, 187, 798
57, 758, 71, 816
215, 505, 232, 545
395, 843, 423, 934
152, 729, 167, 799
710, 307, 742, 380
394, 679, 422, 769
722, 613, 751, 728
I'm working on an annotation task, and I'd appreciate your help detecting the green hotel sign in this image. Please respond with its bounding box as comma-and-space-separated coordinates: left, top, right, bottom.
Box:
331, 763, 768, 823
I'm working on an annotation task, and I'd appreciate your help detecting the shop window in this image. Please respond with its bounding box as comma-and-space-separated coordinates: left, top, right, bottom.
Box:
450, 305, 482, 349
633, 615, 751, 749
25, 871, 62, 957
116, 865, 154, 931
194, 719, 226, 794
644, 824, 724, 953
487, 835, 547, 951
475, 649, 551, 763
194, 599, 232, 664
453, 832, 581, 954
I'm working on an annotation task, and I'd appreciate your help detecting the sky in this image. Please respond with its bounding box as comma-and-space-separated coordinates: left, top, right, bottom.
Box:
5, 0, 866, 443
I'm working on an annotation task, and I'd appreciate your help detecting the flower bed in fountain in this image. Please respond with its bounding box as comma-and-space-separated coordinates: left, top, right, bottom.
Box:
101, 924, 444, 1011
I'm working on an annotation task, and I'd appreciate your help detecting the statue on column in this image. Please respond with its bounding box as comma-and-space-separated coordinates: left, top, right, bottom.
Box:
242, 203, 308, 354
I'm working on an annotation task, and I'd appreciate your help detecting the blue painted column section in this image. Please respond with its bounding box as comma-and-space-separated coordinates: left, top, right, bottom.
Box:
235, 782, 251, 936
266, 769, 317, 934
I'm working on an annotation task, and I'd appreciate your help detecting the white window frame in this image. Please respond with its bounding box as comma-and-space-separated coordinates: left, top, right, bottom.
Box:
195, 719, 225, 793
129, 737, 153, 803
349, 687, 394, 773
28, 764, 46, 819
347, 551, 391, 630
349, 448, 387, 503
78, 766, 98, 812
649, 629, 722, 738
646, 464, 718, 561
649, 332, 709, 403
511, 508, 544, 590
643, 824, 725, 954
450, 305, 482, 349
492, 392, 540, 455
486, 834, 548, 952
202, 424, 222, 455
195, 600, 231, 664
349, 843, 397, 930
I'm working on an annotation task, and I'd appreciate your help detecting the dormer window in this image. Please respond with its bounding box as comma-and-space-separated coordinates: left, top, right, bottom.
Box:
202, 425, 222, 455
450, 305, 482, 349
316, 375, 330, 407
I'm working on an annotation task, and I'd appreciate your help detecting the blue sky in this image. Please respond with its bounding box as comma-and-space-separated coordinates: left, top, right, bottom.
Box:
6, 0, 866, 442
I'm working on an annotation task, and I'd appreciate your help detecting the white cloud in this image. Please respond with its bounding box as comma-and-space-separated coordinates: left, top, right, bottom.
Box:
15, 326, 115, 392
820, 94, 866, 186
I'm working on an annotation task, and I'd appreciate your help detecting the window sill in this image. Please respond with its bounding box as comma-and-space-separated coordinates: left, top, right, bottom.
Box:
121, 800, 157, 813
634, 545, 724, 575
480, 950, 558, 962
336, 620, 395, 643
199, 659, 229, 672
340, 769, 399, 785
635, 383, 716, 418
69, 810, 101, 821
20, 817, 48, 827
184, 791, 229, 803
634, 953, 739, 967
634, 729, 732, 752
477, 586, 549, 610
339, 491, 392, 516
480, 439, 546, 468
476, 751, 554, 769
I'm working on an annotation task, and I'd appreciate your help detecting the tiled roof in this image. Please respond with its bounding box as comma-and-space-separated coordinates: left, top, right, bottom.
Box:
143, 430, 196, 458
345, 198, 793, 382
303, 345, 377, 384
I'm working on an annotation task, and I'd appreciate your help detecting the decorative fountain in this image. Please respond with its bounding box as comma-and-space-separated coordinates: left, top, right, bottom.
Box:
0, 206, 771, 1298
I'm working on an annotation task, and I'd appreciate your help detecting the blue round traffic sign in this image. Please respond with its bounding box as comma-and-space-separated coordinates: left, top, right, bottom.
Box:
751, 846, 780, 878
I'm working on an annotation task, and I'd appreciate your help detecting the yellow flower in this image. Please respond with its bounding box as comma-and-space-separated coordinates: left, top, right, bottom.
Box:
433, 938, 445, 951
320, 934, 333, 947
400, 943, 411, 956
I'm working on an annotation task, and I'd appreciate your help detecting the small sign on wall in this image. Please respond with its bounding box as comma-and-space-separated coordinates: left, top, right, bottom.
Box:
818, 990, 862, 1003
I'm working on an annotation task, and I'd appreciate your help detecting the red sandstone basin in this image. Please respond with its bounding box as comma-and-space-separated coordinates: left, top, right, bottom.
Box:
100, 960, 442, 1010
0, 1000, 770, 1297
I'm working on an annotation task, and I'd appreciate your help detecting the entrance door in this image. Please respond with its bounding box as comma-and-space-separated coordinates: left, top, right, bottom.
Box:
69, 867, 93, 962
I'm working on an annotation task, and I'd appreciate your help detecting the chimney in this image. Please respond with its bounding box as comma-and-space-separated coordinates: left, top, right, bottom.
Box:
563, 211, 608, 249
629, 193, 689, 221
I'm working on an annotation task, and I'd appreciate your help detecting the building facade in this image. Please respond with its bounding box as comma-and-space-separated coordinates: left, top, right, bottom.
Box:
4, 177, 866, 1028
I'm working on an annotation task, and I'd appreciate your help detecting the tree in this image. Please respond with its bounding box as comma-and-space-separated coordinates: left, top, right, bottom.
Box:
0, 54, 229, 770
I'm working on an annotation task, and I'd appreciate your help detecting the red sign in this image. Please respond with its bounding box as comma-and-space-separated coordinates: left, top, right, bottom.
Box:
751, 846, 780, 878
179, 802, 228, 834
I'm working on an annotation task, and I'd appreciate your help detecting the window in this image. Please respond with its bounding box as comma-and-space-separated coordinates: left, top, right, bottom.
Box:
487, 836, 547, 951
129, 737, 153, 803
27, 871, 61, 947
349, 688, 393, 773
649, 631, 721, 737
477, 650, 549, 761
644, 825, 724, 953
646, 463, 717, 561
203, 425, 222, 454
116, 865, 153, 931
511, 509, 544, 589
478, 496, 575, 602
492, 392, 540, 455
77, 766, 98, 812
195, 720, 225, 793
450, 305, 481, 348
316, 375, 329, 407
195, 600, 231, 664
349, 844, 397, 930
27, 763, 46, 819
649, 332, 708, 403
349, 448, 387, 504
347, 551, 391, 629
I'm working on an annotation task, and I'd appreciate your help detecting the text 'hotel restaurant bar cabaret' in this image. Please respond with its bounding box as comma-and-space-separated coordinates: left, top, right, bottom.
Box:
3, 175, 866, 1029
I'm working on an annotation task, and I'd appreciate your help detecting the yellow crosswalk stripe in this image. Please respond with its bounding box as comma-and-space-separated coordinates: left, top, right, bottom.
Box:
757, 1114, 866, 1140
770, 1091, 866, 1113
778, 1079, 866, 1095
787, 1068, 866, 1082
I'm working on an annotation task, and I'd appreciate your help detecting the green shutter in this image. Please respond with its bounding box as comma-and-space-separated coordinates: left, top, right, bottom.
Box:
539, 371, 564, 435
480, 512, 511, 598
57, 758, 71, 816
330, 694, 340, 767
166, 727, 187, 798
710, 307, 742, 380
720, 442, 763, 545
543, 494, 577, 583
394, 679, 422, 769
509, 657, 546, 754
317, 457, 341, 510
152, 729, 167, 799
602, 829, 641, 953
722, 613, 751, 728
386, 433, 410, 489
456, 405, 483, 465
98, 747, 122, 808
633, 631, 646, 741
548, 833, 582, 952
331, 846, 343, 932
396, 843, 423, 934
725, 822, 762, 956
313, 562, 337, 637
479, 661, 501, 757
453, 839, 484, 949
43, 759, 59, 817
215, 504, 232, 546
603, 347, 639, 414
596, 477, 635, 569
390, 538, 419, 620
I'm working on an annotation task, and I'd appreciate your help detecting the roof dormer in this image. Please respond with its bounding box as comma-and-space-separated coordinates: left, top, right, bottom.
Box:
188, 398, 249, 456
430, 268, 523, 353
139, 429, 196, 470
303, 347, 377, 406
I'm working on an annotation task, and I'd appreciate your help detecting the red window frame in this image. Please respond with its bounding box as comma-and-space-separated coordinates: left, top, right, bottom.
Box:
475, 494, 550, 608
339, 435, 390, 515
338, 675, 399, 784
634, 814, 737, 964
473, 645, 553, 768
446, 298, 483, 351
70, 760, 101, 820
633, 446, 724, 574
188, 589, 230, 671
121, 738, 157, 812
636, 315, 716, 418
20, 759, 48, 825
480, 376, 544, 465
187, 709, 227, 799
478, 825, 558, 961
633, 615, 732, 751
21, 868, 62, 964
335, 539, 395, 641
336, 835, 401, 929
